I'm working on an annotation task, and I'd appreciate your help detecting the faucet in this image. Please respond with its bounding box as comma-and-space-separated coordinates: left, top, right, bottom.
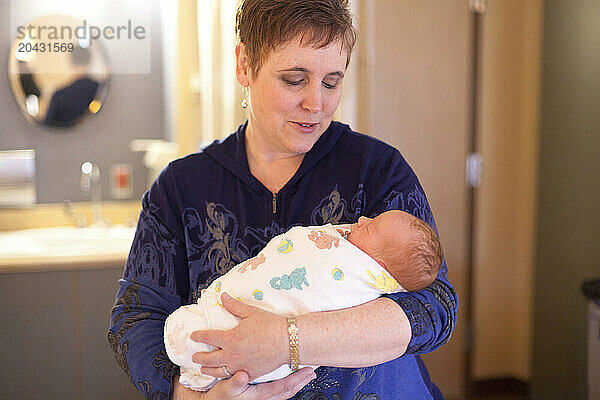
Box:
80, 161, 106, 226
62, 200, 87, 228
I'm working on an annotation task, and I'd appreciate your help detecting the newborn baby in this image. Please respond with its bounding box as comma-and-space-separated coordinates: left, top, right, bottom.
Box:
164, 210, 443, 390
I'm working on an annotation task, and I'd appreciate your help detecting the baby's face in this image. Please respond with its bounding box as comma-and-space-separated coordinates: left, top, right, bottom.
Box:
347, 214, 390, 257
347, 211, 413, 260
347, 216, 378, 256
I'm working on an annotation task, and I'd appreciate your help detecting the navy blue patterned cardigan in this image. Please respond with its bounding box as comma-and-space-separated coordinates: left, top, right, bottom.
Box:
108, 121, 457, 400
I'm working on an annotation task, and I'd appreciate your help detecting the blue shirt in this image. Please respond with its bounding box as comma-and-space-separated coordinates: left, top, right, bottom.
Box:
108, 121, 457, 400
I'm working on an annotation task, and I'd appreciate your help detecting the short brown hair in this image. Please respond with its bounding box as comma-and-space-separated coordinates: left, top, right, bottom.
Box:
236, 0, 357, 76
403, 217, 443, 290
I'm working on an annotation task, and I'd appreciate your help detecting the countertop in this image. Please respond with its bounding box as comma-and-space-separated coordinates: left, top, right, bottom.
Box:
0, 225, 135, 273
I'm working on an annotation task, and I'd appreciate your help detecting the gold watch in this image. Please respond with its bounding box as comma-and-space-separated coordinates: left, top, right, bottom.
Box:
287, 317, 299, 372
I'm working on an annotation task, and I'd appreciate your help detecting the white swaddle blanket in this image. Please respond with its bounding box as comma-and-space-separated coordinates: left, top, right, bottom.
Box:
164, 224, 405, 391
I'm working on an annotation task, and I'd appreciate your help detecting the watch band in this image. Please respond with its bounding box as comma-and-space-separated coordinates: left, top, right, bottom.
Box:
287, 317, 299, 372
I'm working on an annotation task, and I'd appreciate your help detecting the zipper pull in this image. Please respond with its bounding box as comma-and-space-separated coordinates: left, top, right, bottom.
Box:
272, 193, 277, 214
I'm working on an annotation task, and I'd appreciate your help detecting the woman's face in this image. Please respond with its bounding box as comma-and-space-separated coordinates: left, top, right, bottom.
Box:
237, 36, 348, 160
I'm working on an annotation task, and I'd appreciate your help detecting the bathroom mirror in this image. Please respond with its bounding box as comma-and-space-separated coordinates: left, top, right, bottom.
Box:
7, 14, 109, 128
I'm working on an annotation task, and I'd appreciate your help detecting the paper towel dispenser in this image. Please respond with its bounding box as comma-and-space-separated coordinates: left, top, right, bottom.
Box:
0, 149, 36, 207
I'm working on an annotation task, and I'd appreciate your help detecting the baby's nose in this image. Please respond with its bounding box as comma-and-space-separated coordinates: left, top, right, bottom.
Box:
357, 216, 371, 225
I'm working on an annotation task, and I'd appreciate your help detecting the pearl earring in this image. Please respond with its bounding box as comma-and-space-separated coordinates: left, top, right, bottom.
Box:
241, 86, 249, 109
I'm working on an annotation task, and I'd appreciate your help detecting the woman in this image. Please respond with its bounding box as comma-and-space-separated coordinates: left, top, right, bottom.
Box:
108, 1, 457, 399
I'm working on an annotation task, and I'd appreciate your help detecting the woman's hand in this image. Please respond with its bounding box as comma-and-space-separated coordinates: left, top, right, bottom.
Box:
190, 293, 289, 380
209, 368, 315, 400
171, 368, 315, 400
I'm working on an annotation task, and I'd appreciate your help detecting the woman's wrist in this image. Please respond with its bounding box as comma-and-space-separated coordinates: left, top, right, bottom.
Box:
293, 298, 411, 367
273, 315, 289, 370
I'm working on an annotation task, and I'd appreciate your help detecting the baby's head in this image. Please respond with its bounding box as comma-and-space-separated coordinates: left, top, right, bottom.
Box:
347, 210, 443, 291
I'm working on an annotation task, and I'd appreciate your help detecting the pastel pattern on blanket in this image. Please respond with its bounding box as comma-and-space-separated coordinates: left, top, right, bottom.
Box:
163, 224, 405, 391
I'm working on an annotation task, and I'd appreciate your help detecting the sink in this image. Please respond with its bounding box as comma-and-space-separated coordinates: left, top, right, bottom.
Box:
0, 226, 136, 269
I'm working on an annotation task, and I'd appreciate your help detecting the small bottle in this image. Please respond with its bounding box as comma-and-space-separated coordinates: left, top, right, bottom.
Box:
110, 164, 133, 200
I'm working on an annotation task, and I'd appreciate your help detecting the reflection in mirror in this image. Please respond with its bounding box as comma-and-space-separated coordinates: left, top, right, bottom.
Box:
7, 14, 109, 128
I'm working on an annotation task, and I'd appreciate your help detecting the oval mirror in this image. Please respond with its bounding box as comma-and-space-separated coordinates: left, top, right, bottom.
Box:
7, 14, 109, 128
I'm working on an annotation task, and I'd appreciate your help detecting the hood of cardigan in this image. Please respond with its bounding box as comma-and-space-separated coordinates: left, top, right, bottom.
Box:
201, 120, 348, 194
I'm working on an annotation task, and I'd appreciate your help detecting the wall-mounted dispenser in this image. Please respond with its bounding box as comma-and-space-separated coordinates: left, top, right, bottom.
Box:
0, 149, 36, 207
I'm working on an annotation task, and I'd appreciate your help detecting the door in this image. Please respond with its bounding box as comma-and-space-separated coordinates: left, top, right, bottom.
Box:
356, 1, 471, 396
